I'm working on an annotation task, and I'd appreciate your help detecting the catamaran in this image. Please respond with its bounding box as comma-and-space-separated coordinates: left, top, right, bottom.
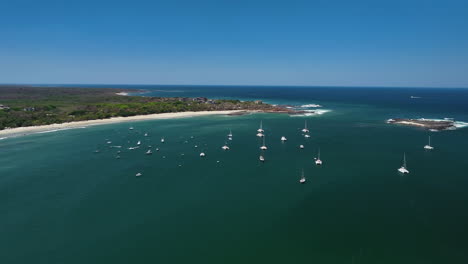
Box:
315, 148, 322, 165
260, 136, 268, 150
302, 120, 309, 133
424, 136, 434, 150
281, 136, 287, 141
299, 169, 306, 183
398, 153, 410, 174
257, 121, 264, 133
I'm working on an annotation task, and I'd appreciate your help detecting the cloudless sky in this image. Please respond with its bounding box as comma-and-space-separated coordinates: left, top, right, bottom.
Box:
1, 0, 468, 87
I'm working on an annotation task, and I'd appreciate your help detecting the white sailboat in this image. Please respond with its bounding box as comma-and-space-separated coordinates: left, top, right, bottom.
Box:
302, 120, 309, 133
129, 126, 134, 130
146, 149, 152, 155
299, 169, 306, 184
299, 144, 304, 149
398, 153, 410, 174
137, 140, 141, 145
304, 134, 311, 138
257, 121, 264, 133
144, 133, 148, 137
200, 152, 206, 157
256, 132, 264, 137
228, 129, 233, 138
315, 148, 323, 165
135, 172, 142, 177
222, 144, 230, 150
161, 137, 165, 143
281, 136, 287, 141
424, 136, 434, 150
260, 136, 268, 150
259, 154, 265, 162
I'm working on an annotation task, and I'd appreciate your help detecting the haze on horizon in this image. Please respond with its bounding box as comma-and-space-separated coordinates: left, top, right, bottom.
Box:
1, 0, 468, 88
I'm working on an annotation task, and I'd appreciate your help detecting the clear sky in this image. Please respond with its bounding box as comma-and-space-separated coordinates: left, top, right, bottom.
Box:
1, 0, 468, 87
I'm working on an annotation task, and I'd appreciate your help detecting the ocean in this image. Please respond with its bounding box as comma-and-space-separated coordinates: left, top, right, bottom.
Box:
2, 85, 468, 263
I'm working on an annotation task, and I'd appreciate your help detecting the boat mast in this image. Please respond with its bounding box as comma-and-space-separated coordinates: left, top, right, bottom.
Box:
403, 153, 407, 168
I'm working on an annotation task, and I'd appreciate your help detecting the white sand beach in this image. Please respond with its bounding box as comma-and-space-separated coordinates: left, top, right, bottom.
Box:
0, 110, 245, 138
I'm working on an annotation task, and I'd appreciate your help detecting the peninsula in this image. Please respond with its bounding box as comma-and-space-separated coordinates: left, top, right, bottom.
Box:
0, 85, 292, 134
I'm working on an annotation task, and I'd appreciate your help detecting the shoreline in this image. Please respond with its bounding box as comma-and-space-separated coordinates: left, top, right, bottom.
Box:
0, 110, 247, 138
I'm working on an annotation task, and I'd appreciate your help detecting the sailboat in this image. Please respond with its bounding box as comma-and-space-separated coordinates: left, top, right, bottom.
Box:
259, 155, 265, 162
200, 152, 206, 157
299, 144, 304, 149
398, 153, 410, 174
299, 169, 306, 184
222, 143, 230, 150
137, 140, 141, 145
281, 136, 287, 141
146, 149, 152, 155
315, 148, 323, 165
135, 172, 142, 177
129, 126, 134, 130
304, 134, 311, 138
228, 129, 233, 138
144, 133, 148, 137
260, 136, 268, 150
424, 136, 434, 150
302, 120, 309, 133
161, 137, 165, 143
257, 121, 264, 133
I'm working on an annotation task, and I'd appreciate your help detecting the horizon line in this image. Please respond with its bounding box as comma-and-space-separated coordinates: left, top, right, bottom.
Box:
1, 83, 468, 90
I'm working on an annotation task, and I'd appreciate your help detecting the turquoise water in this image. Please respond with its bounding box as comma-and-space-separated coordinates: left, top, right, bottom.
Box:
2, 86, 468, 263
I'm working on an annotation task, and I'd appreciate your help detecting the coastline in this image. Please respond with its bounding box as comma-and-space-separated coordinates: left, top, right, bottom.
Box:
0, 110, 247, 138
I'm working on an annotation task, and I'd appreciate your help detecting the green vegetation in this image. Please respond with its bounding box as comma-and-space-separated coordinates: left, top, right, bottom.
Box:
0, 86, 278, 130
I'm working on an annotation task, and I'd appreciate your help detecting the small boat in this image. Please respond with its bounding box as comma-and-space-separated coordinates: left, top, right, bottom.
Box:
200, 152, 206, 157
398, 153, 410, 174
228, 137, 233, 141
281, 136, 287, 141
299, 145, 304, 149
222, 145, 230, 150
128, 146, 139, 150
129, 127, 134, 130
302, 120, 310, 133
146, 149, 152, 155
228, 129, 233, 137
315, 148, 322, 165
137, 141, 141, 145
144, 133, 148, 137
424, 136, 434, 150
161, 138, 165, 143
136, 172, 142, 177
195, 145, 198, 148
260, 136, 268, 150
107, 141, 112, 144
257, 121, 264, 133
256, 133, 264, 137
259, 155, 265, 162
156, 148, 159, 151
299, 169, 306, 184
304, 134, 311, 138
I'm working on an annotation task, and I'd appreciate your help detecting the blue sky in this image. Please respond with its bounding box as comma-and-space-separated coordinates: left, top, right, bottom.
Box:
1, 0, 468, 87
